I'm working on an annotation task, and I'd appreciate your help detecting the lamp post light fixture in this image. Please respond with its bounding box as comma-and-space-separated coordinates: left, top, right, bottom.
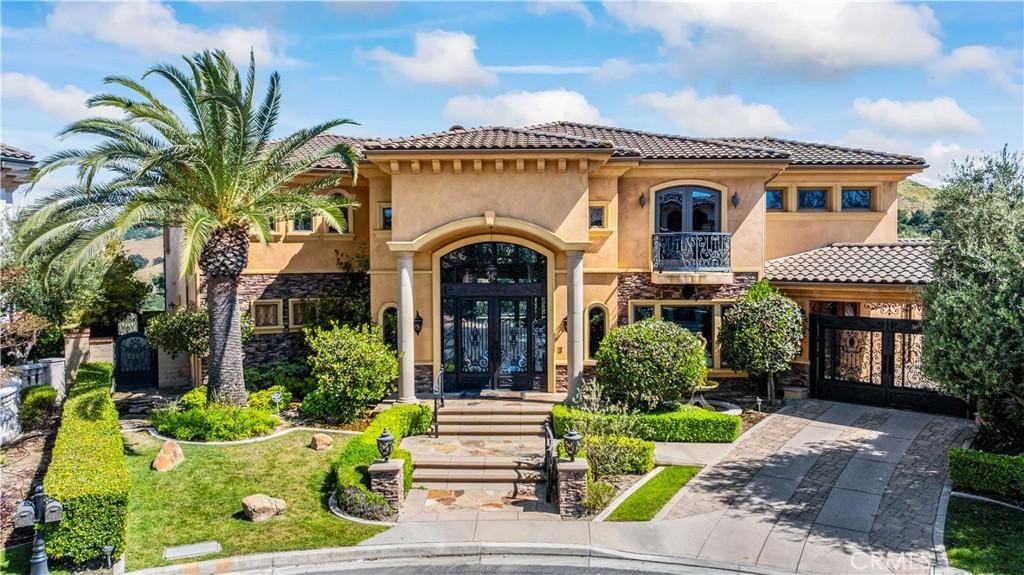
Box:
14, 485, 64, 575
101, 545, 115, 569
413, 311, 423, 336
376, 429, 395, 461
564, 429, 583, 462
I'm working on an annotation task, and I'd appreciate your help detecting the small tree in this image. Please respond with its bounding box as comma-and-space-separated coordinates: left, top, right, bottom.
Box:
302, 323, 398, 423
719, 279, 803, 405
594, 320, 707, 411
82, 251, 151, 331
922, 149, 1023, 438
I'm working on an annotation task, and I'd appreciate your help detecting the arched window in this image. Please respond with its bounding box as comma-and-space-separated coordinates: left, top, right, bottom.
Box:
380, 306, 398, 351
656, 186, 721, 233
587, 305, 607, 359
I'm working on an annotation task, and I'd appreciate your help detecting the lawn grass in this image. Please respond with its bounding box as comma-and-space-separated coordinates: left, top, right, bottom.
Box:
123, 430, 384, 570
945, 496, 1024, 575
606, 465, 701, 522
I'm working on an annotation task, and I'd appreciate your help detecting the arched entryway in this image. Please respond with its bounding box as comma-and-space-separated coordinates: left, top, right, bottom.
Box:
437, 239, 550, 392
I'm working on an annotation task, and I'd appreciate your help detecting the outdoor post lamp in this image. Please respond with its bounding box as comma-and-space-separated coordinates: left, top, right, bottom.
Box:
14, 484, 63, 575
377, 429, 395, 461
564, 430, 582, 462
271, 390, 283, 411
414, 311, 423, 336
102, 545, 115, 569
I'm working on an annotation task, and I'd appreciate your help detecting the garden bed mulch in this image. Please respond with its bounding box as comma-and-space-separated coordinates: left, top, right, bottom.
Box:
0, 423, 57, 547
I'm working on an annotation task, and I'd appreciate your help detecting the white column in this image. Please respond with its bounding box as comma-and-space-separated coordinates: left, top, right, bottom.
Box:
396, 252, 417, 403
566, 250, 585, 400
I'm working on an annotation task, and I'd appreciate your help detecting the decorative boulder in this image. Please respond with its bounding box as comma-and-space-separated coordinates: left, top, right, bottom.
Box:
241, 494, 286, 522
309, 433, 333, 451
152, 440, 185, 472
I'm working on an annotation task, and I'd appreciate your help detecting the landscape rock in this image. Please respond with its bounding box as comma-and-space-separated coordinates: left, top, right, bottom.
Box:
151, 440, 185, 472
241, 494, 286, 522
309, 433, 333, 451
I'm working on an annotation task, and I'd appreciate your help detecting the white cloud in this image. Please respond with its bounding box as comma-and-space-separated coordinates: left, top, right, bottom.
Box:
916, 141, 981, 187
443, 89, 609, 127
366, 30, 497, 87
852, 97, 982, 136
45, 0, 292, 66
931, 45, 1022, 92
591, 58, 661, 81
635, 89, 795, 137
604, 1, 941, 76
527, 1, 594, 26
1, 73, 120, 122
833, 129, 909, 153
487, 64, 596, 75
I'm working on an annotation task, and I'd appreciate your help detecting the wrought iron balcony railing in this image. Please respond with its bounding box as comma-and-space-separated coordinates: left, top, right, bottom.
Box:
652, 232, 732, 272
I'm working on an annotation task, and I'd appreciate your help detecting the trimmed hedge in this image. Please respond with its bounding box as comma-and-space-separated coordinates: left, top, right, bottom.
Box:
559, 435, 656, 477
42, 362, 129, 564
552, 404, 740, 443
20, 385, 58, 429
949, 447, 1024, 501
333, 403, 432, 519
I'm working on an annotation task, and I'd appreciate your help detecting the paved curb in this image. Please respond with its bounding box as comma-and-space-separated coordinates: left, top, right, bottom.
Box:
132, 426, 360, 446
950, 491, 1024, 512
931, 434, 974, 575
593, 465, 665, 522
127, 542, 802, 575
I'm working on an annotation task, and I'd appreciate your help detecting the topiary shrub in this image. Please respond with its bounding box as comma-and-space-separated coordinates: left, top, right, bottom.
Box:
559, 434, 656, 478
552, 403, 740, 443
332, 403, 432, 519
594, 320, 707, 411
19, 385, 58, 429
248, 385, 292, 412
949, 448, 1024, 502
42, 362, 129, 564
150, 404, 279, 441
303, 323, 399, 423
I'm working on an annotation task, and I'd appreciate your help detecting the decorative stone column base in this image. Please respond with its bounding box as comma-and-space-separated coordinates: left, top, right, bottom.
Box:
557, 458, 589, 518
368, 458, 405, 509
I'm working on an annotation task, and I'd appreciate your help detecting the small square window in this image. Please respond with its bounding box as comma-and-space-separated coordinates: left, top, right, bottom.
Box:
290, 299, 315, 327
589, 205, 607, 229
766, 189, 785, 211
381, 207, 393, 230
252, 302, 281, 328
292, 214, 313, 232
632, 304, 655, 322
841, 188, 872, 210
798, 188, 828, 210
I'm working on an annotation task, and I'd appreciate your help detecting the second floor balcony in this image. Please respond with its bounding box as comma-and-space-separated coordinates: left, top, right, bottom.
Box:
652, 232, 732, 273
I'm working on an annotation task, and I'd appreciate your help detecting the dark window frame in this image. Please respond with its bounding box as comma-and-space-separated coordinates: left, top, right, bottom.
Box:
797, 188, 829, 211
841, 188, 873, 211
765, 188, 785, 211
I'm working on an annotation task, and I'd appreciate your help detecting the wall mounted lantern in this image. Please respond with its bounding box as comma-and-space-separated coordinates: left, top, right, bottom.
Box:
731, 191, 741, 208
639, 192, 648, 208
414, 311, 423, 336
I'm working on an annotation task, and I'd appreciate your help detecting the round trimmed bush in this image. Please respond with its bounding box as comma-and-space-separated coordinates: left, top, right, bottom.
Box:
303, 323, 399, 423
594, 320, 707, 411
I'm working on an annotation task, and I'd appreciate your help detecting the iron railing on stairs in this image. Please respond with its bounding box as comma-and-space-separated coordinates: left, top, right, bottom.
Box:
431, 367, 445, 437
543, 415, 556, 503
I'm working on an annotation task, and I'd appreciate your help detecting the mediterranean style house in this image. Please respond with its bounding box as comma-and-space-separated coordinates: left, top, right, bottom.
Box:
164, 121, 933, 402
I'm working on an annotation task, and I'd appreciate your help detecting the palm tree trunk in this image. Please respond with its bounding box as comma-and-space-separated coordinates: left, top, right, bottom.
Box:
206, 275, 247, 405
199, 225, 250, 406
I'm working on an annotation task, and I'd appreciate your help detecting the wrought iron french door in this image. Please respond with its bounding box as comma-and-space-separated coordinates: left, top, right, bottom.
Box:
445, 295, 544, 391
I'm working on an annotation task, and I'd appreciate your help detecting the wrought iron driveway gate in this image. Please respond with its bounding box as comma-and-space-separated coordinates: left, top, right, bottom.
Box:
809, 314, 973, 418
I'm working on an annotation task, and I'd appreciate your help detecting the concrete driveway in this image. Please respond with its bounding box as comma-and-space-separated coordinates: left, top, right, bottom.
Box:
364, 400, 975, 575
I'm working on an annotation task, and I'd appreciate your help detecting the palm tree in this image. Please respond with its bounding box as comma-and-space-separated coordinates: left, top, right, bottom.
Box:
15, 50, 359, 406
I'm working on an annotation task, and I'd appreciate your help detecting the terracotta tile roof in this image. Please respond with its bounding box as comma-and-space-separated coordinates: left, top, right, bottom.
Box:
717, 137, 926, 167
362, 126, 621, 154
1, 143, 34, 161
529, 121, 790, 160
281, 135, 368, 169
765, 240, 934, 285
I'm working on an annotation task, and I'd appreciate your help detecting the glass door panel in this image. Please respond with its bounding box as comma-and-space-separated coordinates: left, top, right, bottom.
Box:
498, 299, 528, 375
459, 299, 490, 387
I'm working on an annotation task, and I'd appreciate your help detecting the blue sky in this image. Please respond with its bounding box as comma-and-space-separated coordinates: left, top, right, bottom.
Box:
2, 0, 1022, 199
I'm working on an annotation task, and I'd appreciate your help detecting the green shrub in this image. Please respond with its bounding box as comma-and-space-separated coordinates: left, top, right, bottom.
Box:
303, 323, 399, 423
150, 404, 279, 441
248, 385, 293, 412
332, 403, 432, 519
552, 404, 740, 443
584, 476, 617, 514
244, 360, 315, 398
594, 320, 707, 411
19, 385, 57, 429
949, 448, 1024, 501
559, 434, 655, 478
42, 362, 129, 564
177, 386, 208, 411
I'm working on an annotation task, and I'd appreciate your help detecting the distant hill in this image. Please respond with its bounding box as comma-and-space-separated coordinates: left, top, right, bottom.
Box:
122, 234, 165, 311
898, 179, 939, 238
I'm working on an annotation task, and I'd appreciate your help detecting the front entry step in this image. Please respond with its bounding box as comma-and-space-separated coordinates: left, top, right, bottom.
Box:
412, 468, 546, 484
436, 424, 545, 437
437, 413, 550, 425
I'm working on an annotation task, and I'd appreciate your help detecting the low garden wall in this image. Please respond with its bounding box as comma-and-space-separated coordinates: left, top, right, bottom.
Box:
42, 362, 129, 564
0, 359, 66, 444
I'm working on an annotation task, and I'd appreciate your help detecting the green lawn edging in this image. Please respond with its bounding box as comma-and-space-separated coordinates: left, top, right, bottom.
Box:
606, 465, 701, 522
332, 403, 432, 519
552, 404, 740, 443
42, 362, 129, 564
949, 447, 1024, 502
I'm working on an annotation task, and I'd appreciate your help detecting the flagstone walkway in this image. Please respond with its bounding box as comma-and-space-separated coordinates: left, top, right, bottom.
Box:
366, 400, 975, 574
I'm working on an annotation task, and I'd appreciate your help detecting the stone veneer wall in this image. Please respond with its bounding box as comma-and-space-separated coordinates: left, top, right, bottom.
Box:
417, 364, 550, 395
229, 272, 369, 365
615, 272, 759, 326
